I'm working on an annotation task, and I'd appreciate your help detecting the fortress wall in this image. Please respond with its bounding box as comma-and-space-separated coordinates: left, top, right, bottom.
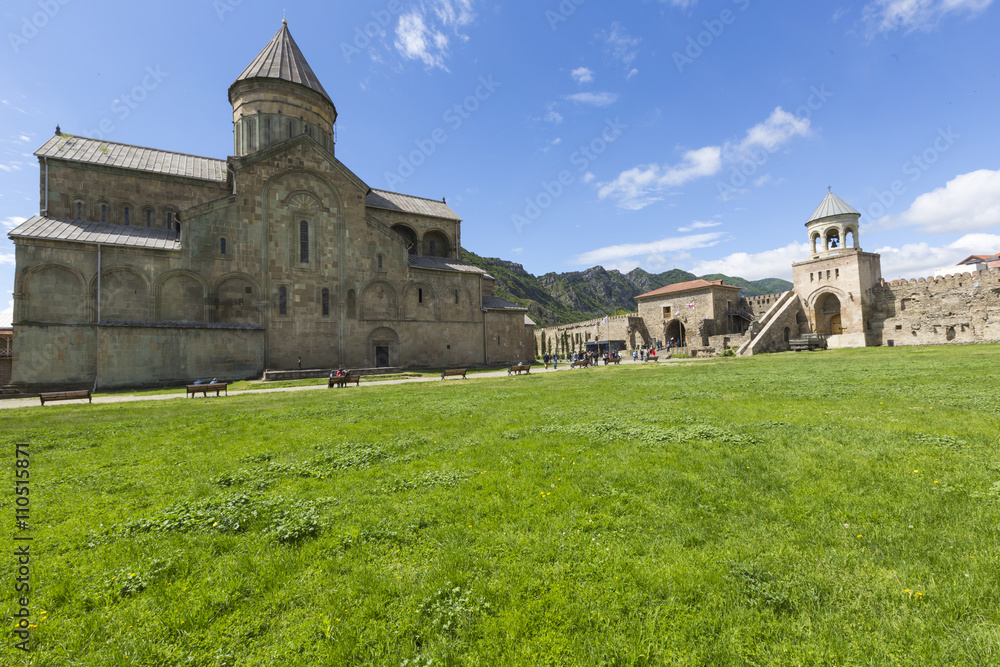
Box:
745, 293, 788, 318
534, 313, 639, 356
870, 267, 1000, 347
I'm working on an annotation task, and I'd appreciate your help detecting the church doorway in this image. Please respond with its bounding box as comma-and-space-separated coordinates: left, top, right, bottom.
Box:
814, 293, 843, 335
368, 327, 399, 368
664, 319, 686, 347
375, 346, 390, 368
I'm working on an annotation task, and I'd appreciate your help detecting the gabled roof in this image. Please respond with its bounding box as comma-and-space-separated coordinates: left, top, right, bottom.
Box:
367, 189, 461, 221
8, 215, 181, 251
808, 190, 860, 222
408, 255, 486, 275
35, 134, 227, 183
958, 253, 1000, 264
635, 279, 739, 300
482, 295, 528, 312
232, 21, 333, 106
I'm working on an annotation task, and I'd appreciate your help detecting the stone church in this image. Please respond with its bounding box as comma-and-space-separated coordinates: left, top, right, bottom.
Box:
7, 22, 533, 391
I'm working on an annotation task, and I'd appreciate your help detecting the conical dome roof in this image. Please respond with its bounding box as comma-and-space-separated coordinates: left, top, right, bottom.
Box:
808, 190, 860, 222
233, 21, 332, 105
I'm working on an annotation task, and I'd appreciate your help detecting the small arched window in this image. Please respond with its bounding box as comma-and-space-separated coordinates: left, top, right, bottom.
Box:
75, 201, 82, 219
278, 286, 287, 315
176, 221, 182, 240
418, 288, 423, 304
377, 254, 383, 270
220, 238, 227, 255
299, 221, 309, 263
100, 204, 107, 222
167, 211, 174, 227
123, 206, 130, 225
144, 208, 153, 227
321, 288, 330, 316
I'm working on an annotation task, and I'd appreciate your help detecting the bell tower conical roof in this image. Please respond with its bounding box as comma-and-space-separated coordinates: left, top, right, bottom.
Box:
808, 190, 860, 223
233, 21, 332, 106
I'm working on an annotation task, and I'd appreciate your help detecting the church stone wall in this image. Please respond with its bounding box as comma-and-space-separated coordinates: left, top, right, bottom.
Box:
869, 268, 1000, 347
43, 158, 229, 227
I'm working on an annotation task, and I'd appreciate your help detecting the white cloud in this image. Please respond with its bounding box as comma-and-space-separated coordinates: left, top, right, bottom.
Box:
678, 220, 722, 233
727, 107, 812, 161
689, 242, 810, 282
545, 111, 563, 124
541, 137, 562, 153
596, 107, 810, 210
511, 247, 524, 254
0, 253, 14, 266
863, 0, 993, 36
597, 147, 723, 210
571, 67, 594, 84
876, 233, 1000, 279
661, 0, 698, 7
894, 169, 1000, 233
573, 233, 724, 271
601, 22, 641, 69
581, 172, 596, 184
626, 68, 639, 81
0, 162, 23, 173
394, 0, 476, 71
565, 92, 619, 107
2, 216, 27, 230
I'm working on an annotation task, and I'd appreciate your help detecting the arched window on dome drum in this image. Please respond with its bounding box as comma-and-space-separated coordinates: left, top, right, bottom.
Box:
300, 221, 309, 263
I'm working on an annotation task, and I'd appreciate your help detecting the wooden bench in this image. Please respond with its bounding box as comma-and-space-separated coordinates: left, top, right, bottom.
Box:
186, 383, 228, 397
508, 364, 532, 375
571, 359, 589, 369
39, 389, 91, 406
441, 368, 468, 380
328, 375, 361, 388
610, 356, 621, 365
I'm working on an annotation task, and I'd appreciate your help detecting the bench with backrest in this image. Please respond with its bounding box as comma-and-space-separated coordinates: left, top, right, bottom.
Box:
39, 389, 92, 406
571, 359, 589, 369
328, 375, 361, 388
186, 383, 229, 397
508, 364, 532, 375
610, 356, 621, 365
441, 368, 468, 380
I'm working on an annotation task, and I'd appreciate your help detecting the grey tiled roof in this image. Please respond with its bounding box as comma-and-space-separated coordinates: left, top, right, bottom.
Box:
809, 191, 860, 222
482, 296, 527, 311
408, 255, 487, 274
8, 216, 180, 251
35, 134, 227, 182
367, 189, 461, 221
234, 22, 333, 105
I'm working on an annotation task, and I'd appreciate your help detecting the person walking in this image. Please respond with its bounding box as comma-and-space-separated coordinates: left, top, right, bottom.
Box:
553, 353, 558, 369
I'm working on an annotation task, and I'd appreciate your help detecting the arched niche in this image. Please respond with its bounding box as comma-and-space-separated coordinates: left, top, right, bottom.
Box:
216, 274, 261, 325
25, 264, 87, 323
360, 281, 398, 320
99, 267, 149, 321
814, 292, 844, 335
391, 224, 418, 254
367, 327, 399, 368
423, 229, 451, 257
157, 273, 206, 322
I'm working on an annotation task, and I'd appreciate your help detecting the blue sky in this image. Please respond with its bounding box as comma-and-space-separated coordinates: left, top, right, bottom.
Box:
3, 0, 1000, 325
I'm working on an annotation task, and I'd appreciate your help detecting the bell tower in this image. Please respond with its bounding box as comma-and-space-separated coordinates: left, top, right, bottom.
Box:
229, 20, 338, 157
791, 190, 883, 348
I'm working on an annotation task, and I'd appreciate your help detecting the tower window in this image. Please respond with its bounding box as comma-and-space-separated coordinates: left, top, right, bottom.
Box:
300, 221, 309, 263
322, 288, 330, 316
220, 238, 227, 255
123, 206, 130, 225
418, 288, 423, 304
100, 204, 107, 222
76, 201, 82, 219
145, 208, 152, 227
279, 286, 287, 315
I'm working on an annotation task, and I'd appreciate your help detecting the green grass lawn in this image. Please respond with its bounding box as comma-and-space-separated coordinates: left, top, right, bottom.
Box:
3, 345, 999, 666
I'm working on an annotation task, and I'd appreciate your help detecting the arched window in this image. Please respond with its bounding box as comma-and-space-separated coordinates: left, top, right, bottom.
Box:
176, 221, 182, 240
429, 240, 436, 256
75, 201, 82, 219
321, 288, 330, 316
144, 208, 153, 227
249, 117, 256, 151
123, 206, 130, 225
266, 118, 271, 147
418, 288, 423, 304
278, 286, 287, 315
220, 238, 227, 255
299, 221, 309, 263
100, 204, 107, 222
167, 211, 174, 227
377, 254, 383, 270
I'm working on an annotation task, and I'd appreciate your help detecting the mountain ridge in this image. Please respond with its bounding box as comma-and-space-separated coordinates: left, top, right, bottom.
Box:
460, 249, 793, 327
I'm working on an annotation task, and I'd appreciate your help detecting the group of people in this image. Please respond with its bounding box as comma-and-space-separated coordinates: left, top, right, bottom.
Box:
330, 366, 351, 378
542, 350, 624, 368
